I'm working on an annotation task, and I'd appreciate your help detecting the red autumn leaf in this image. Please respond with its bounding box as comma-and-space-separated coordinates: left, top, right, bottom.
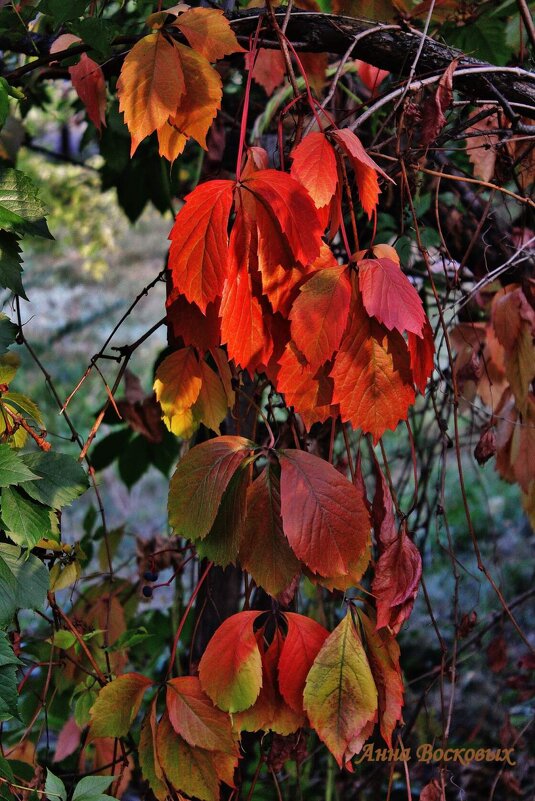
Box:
238, 465, 301, 597
371, 459, 397, 549
234, 629, 305, 735
166, 676, 236, 754
299, 52, 329, 96
408, 317, 435, 394
332, 128, 391, 218
358, 257, 426, 337
359, 611, 404, 747
166, 293, 221, 353
290, 263, 351, 369
168, 179, 234, 311
372, 524, 422, 633
420, 779, 445, 801
276, 342, 337, 429
421, 59, 458, 146
69, 53, 106, 132
331, 291, 415, 443
220, 213, 273, 373
278, 612, 329, 713
198, 611, 263, 713
356, 60, 389, 93
290, 132, 338, 209
139, 705, 167, 801
243, 169, 323, 267
278, 448, 370, 577
168, 436, 254, 542
247, 48, 286, 95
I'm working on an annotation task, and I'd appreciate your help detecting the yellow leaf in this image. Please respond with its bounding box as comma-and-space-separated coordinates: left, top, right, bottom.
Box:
173, 8, 245, 61
303, 612, 378, 766
192, 360, 229, 434
154, 347, 202, 426
89, 673, 153, 739
171, 42, 222, 149
117, 32, 185, 155
49, 560, 80, 591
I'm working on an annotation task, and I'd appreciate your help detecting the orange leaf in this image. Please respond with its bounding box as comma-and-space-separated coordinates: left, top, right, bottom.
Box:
89, 673, 153, 738
153, 347, 202, 436
168, 179, 234, 311
69, 54, 106, 132
358, 257, 426, 337
234, 629, 305, 735
359, 611, 404, 747
247, 48, 285, 95
168, 435, 254, 541
278, 448, 370, 577
299, 52, 329, 96
331, 292, 415, 443
157, 120, 187, 163
356, 60, 389, 93
220, 212, 273, 373
255, 202, 306, 316
198, 611, 263, 713
371, 524, 422, 633
191, 360, 230, 434
276, 342, 337, 429
117, 32, 185, 155
170, 42, 223, 149
332, 128, 391, 218
290, 263, 351, 369
290, 132, 338, 209
278, 612, 329, 713
238, 465, 301, 597
172, 8, 245, 61
408, 317, 435, 394
243, 169, 323, 266
166, 676, 236, 754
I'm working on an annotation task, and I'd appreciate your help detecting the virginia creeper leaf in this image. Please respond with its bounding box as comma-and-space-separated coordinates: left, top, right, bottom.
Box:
303, 612, 378, 766
168, 436, 254, 541
172, 8, 244, 61
371, 525, 422, 633
408, 317, 435, 394
358, 257, 426, 337
168, 179, 234, 311
238, 465, 301, 597
166, 676, 236, 754
276, 342, 337, 429
278, 448, 370, 577
89, 673, 153, 738
290, 132, 338, 209
290, 264, 351, 369
331, 292, 415, 443
170, 42, 222, 149
153, 347, 202, 436
198, 611, 263, 713
195, 463, 250, 566
278, 613, 329, 714
117, 32, 185, 155
359, 611, 404, 748
332, 129, 391, 218
139, 704, 167, 801
156, 714, 220, 801
69, 54, 106, 132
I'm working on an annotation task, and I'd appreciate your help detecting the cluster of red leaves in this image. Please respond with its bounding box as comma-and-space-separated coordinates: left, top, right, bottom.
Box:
165, 133, 434, 443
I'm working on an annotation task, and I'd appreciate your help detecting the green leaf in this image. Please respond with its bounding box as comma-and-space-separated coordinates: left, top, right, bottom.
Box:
67, 18, 118, 59
104, 626, 153, 653
2, 391, 43, 425
0, 444, 40, 487
0, 314, 17, 356
50, 630, 77, 650
0, 543, 49, 627
0, 752, 14, 782
1, 486, 53, 548
45, 769, 67, 801
449, 14, 510, 65
0, 631, 21, 721
0, 167, 51, 238
89, 428, 132, 471
38, 0, 90, 24
0, 232, 27, 299
21, 452, 88, 509
72, 775, 114, 801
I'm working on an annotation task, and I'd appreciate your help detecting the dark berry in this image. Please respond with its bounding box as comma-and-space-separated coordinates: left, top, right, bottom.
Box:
143, 570, 159, 582
142, 586, 153, 598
